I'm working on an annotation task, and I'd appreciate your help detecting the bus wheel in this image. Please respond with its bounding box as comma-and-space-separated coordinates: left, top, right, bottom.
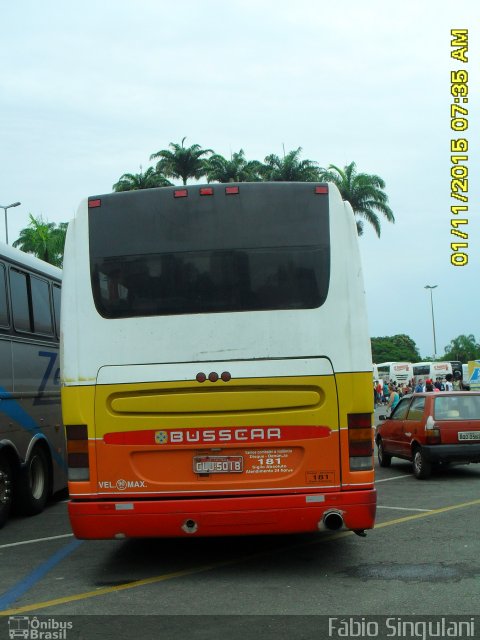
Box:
16, 446, 50, 516
0, 453, 13, 528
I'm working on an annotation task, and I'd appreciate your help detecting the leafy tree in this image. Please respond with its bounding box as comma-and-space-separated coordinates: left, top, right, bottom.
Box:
442, 334, 480, 362
371, 334, 421, 364
12, 215, 67, 267
113, 166, 172, 192
260, 147, 320, 182
205, 149, 263, 183
150, 137, 213, 185
318, 161, 394, 237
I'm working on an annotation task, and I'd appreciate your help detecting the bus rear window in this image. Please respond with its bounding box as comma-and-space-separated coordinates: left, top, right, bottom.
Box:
89, 183, 330, 318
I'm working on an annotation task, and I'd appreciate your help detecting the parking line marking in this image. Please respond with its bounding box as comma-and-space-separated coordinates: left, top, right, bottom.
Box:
0, 539, 83, 611
1, 496, 480, 616
375, 475, 411, 482
0, 534, 74, 550
377, 506, 433, 512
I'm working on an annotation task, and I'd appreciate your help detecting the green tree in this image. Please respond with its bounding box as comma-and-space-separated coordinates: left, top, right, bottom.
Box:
112, 166, 172, 192
319, 161, 395, 237
150, 137, 213, 185
260, 147, 320, 182
205, 149, 263, 183
371, 334, 421, 364
12, 215, 67, 267
442, 334, 480, 362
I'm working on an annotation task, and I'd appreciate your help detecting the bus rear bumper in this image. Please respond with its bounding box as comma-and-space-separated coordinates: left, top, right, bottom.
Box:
68, 489, 376, 539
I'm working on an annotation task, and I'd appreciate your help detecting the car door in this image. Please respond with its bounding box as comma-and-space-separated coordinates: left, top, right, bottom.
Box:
401, 396, 427, 458
383, 398, 411, 456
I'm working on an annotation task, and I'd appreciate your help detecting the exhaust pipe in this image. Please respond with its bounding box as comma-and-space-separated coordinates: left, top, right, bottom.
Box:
182, 519, 198, 534
322, 510, 344, 531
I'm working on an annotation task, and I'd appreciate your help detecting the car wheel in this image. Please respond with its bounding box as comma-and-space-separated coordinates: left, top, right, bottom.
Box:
0, 453, 13, 529
377, 440, 392, 467
16, 445, 50, 516
412, 447, 432, 480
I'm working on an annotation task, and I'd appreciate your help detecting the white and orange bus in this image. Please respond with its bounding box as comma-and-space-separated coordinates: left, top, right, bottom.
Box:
61, 182, 376, 539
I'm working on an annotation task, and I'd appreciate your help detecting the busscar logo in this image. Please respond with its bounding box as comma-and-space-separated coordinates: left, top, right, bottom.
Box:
155, 426, 282, 445
8, 616, 73, 640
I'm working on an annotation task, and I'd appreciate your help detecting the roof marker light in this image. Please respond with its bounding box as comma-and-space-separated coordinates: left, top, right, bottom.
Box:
88, 199, 101, 208
315, 186, 328, 194
225, 186, 239, 195
200, 187, 214, 196
174, 189, 188, 198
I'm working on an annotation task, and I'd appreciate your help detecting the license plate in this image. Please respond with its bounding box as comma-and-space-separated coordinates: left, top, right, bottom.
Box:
458, 431, 480, 441
193, 455, 243, 474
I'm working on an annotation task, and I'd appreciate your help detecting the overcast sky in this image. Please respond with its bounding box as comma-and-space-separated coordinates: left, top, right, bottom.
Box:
2, 1, 478, 359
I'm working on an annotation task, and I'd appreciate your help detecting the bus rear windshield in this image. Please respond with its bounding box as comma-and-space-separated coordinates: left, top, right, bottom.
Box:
89, 183, 330, 318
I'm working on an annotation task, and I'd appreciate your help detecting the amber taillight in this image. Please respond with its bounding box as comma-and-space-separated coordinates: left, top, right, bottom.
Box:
348, 413, 373, 470
66, 425, 90, 481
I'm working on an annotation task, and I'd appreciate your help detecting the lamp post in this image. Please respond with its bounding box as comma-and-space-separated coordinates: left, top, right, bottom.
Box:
425, 285, 438, 359
0, 202, 21, 245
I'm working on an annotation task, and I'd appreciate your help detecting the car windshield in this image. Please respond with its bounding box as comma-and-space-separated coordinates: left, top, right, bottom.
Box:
434, 395, 480, 420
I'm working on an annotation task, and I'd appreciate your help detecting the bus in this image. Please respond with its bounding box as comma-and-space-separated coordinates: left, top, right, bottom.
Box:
61, 182, 376, 539
376, 362, 413, 385
0, 242, 66, 529
412, 361, 453, 384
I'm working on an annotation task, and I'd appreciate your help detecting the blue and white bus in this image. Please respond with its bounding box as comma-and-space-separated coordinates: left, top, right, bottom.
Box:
0, 242, 66, 528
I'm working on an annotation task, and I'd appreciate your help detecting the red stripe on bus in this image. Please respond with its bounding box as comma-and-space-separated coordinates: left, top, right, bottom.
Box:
103, 425, 331, 446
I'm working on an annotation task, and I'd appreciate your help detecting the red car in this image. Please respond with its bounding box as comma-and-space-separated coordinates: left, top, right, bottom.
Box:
376, 392, 480, 479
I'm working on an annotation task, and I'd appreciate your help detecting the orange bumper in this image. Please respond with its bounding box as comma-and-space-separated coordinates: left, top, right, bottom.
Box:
68, 489, 376, 539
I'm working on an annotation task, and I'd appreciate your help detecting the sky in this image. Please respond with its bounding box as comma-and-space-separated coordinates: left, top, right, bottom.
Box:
1, 0, 479, 359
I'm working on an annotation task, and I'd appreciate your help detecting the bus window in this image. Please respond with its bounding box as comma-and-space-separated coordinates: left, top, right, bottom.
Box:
9, 268, 31, 333
0, 263, 9, 327
52, 283, 61, 337
31, 275, 54, 336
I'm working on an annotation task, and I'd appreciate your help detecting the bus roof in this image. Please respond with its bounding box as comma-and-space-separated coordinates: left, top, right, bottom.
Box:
0, 241, 62, 280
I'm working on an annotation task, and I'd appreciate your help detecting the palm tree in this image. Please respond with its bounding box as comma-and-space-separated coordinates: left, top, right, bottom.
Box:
12, 215, 67, 267
260, 147, 320, 182
318, 162, 395, 237
150, 137, 213, 185
205, 149, 263, 183
112, 166, 172, 192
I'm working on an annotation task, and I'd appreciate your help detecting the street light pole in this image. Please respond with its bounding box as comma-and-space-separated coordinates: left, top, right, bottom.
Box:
425, 285, 438, 359
0, 202, 21, 245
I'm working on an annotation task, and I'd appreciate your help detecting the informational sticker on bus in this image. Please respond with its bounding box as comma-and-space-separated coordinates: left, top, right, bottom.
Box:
244, 448, 296, 475
306, 471, 335, 484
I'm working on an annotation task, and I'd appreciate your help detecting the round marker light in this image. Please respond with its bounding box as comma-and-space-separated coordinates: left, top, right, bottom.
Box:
221, 371, 231, 382
196, 372, 207, 383
208, 372, 219, 382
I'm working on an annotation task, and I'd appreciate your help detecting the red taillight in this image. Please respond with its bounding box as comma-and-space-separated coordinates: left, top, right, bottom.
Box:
88, 199, 101, 208
200, 187, 213, 196
66, 424, 89, 481
315, 185, 328, 194
174, 189, 188, 198
426, 427, 441, 444
348, 413, 373, 470
225, 186, 239, 195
